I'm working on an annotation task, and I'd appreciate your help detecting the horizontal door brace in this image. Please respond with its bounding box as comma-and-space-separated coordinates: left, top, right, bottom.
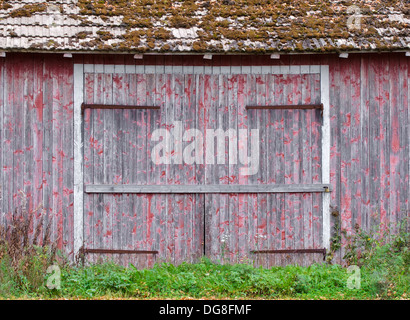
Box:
81, 103, 160, 114
250, 248, 327, 260
84, 184, 332, 194
246, 103, 323, 111
80, 248, 158, 255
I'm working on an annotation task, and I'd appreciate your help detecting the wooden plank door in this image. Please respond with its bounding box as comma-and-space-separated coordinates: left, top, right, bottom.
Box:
204, 73, 325, 266
80, 67, 326, 268
82, 71, 204, 267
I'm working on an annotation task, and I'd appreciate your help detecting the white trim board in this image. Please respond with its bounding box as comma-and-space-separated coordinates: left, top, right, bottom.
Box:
82, 64, 322, 75
320, 65, 331, 250
73, 64, 84, 258
72, 63, 331, 257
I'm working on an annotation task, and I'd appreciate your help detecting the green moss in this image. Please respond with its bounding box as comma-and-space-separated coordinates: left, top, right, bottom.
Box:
122, 17, 153, 28
121, 30, 143, 47
3, 0, 409, 53
75, 31, 92, 40
160, 44, 171, 51
295, 42, 304, 51
46, 39, 59, 48
168, 15, 198, 28
9, 3, 47, 18
0, 1, 12, 10
192, 40, 207, 52
96, 30, 114, 41
147, 41, 155, 49
97, 43, 113, 51
81, 39, 103, 49
153, 28, 172, 40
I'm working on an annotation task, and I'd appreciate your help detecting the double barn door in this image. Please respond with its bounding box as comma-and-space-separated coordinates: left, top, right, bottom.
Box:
81, 66, 327, 267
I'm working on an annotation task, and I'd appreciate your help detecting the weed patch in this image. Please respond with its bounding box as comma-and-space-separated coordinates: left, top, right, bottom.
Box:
1, 200, 408, 300
0, 192, 63, 297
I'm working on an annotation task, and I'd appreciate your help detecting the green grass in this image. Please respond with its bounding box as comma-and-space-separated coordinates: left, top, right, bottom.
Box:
60, 260, 353, 299
1, 207, 408, 300
1, 256, 407, 300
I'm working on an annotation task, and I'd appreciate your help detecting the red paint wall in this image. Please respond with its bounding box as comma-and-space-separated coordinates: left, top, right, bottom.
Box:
0, 52, 408, 265
0, 53, 74, 256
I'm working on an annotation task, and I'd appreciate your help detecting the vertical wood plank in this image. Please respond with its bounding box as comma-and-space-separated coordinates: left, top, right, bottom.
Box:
237, 73, 249, 264
3, 56, 15, 227
380, 56, 390, 233
359, 55, 370, 251
92, 71, 105, 263
23, 55, 34, 222
136, 73, 148, 268
350, 57, 362, 234
275, 73, 286, 265
397, 54, 409, 232
62, 57, 74, 257
266, 74, 277, 265
204, 74, 221, 262
246, 70, 257, 265
102, 68, 114, 262
368, 55, 381, 234
146, 73, 157, 267
301, 72, 313, 266
292, 71, 303, 266
340, 59, 352, 244
121, 74, 132, 266
83, 71, 94, 263
389, 55, 400, 233
56, 58, 66, 249
0, 58, 4, 227
256, 73, 268, 267
217, 73, 229, 264
330, 56, 342, 263
43, 58, 54, 246
112, 72, 125, 265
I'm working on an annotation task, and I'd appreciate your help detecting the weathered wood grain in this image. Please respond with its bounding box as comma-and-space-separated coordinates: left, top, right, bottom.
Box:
0, 58, 4, 227
85, 184, 332, 193
329, 56, 342, 263
83, 71, 94, 263
2, 53, 409, 268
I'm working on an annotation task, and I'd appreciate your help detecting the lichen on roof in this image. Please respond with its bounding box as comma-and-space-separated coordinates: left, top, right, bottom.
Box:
0, 0, 408, 53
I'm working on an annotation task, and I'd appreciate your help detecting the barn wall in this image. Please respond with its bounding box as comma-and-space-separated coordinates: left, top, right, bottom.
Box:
0, 53, 75, 257
328, 54, 409, 264
0, 52, 408, 265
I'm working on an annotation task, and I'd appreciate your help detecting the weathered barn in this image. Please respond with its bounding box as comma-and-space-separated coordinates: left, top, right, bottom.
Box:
0, 0, 409, 267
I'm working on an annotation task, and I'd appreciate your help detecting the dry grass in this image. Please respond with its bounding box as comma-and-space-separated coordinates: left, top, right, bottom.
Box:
0, 191, 60, 294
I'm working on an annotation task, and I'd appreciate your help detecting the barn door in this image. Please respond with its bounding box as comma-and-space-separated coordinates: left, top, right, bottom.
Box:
77, 65, 330, 267
81, 71, 205, 267
203, 73, 326, 266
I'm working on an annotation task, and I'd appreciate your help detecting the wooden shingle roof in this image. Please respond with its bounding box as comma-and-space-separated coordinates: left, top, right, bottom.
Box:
0, 0, 409, 53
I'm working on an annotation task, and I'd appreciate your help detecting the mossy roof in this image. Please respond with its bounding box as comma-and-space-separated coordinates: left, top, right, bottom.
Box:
0, 0, 408, 53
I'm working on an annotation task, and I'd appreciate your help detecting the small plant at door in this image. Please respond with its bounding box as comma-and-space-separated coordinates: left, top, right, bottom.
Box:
252, 234, 267, 266
220, 234, 229, 264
